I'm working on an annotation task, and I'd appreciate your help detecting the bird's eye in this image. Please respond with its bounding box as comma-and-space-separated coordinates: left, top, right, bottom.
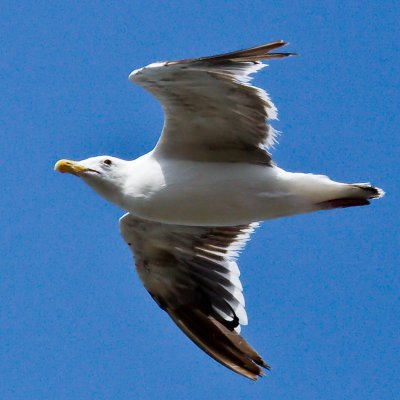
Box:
103, 159, 112, 166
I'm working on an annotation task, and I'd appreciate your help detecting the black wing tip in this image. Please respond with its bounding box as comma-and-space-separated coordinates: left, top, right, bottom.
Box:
167, 307, 270, 380
246, 360, 271, 381
246, 362, 271, 381
268, 52, 298, 58
261, 360, 272, 370
181, 40, 296, 64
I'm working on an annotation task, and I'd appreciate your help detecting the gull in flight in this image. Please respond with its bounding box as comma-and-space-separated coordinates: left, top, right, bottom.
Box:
55, 41, 384, 380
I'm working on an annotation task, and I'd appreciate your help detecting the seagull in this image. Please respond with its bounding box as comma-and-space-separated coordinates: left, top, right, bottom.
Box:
54, 41, 384, 380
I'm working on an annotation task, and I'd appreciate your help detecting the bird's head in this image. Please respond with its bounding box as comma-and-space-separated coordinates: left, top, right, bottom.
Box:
54, 156, 130, 205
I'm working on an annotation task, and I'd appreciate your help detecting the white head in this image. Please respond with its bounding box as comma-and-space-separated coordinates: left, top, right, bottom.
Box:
54, 156, 131, 206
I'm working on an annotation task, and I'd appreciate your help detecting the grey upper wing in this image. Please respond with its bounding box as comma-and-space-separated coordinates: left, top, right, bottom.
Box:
129, 41, 295, 165
119, 213, 269, 380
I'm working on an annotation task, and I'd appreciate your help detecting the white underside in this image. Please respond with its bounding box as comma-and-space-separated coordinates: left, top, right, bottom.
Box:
114, 152, 357, 226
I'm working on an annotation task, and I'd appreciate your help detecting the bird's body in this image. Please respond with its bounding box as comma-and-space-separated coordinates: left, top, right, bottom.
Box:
96, 152, 377, 226
123, 156, 303, 226
55, 41, 384, 380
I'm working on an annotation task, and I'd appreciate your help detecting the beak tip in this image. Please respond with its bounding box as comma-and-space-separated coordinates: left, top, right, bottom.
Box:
54, 159, 77, 174
54, 159, 66, 173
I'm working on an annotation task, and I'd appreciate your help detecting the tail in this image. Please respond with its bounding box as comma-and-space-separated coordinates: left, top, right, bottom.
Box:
317, 183, 385, 210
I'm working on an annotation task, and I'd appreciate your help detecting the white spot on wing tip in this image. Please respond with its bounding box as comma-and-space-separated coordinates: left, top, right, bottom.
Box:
236, 305, 248, 325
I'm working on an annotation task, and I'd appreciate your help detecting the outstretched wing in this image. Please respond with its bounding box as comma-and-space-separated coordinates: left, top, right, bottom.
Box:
129, 41, 295, 165
119, 213, 268, 380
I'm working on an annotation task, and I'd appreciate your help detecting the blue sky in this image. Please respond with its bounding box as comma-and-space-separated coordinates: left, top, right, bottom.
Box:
1, 1, 399, 399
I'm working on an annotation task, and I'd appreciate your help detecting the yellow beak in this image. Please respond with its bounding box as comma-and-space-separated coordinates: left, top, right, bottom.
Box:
54, 159, 89, 175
